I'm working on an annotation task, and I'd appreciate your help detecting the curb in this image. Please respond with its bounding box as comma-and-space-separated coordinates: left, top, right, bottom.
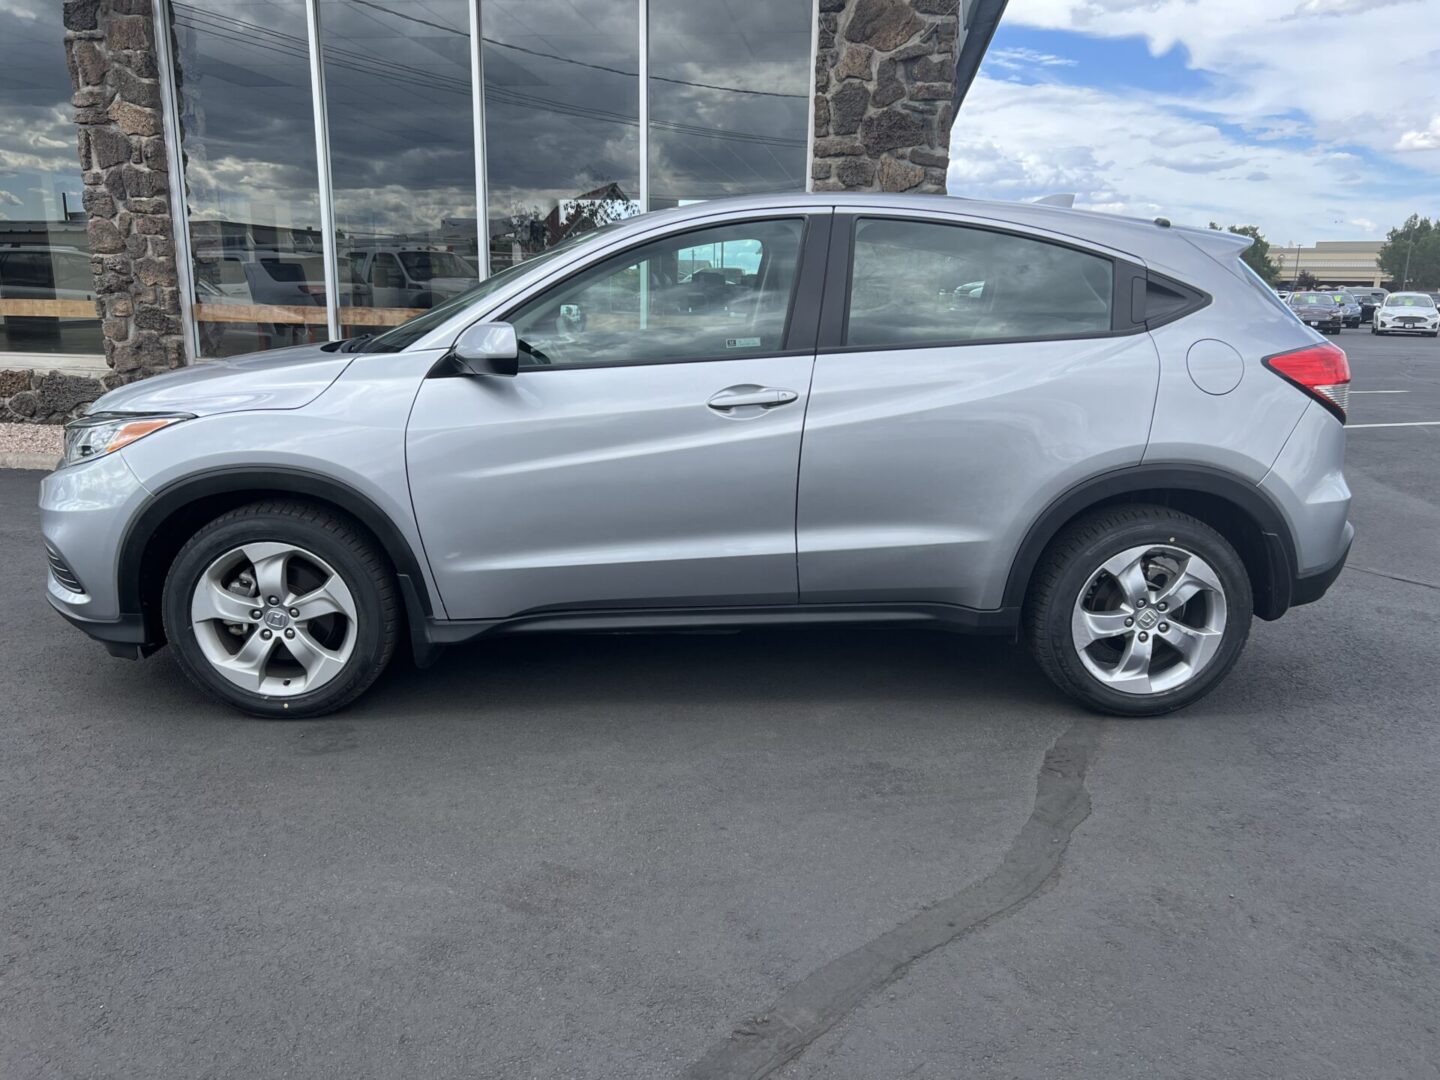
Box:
0, 452, 59, 471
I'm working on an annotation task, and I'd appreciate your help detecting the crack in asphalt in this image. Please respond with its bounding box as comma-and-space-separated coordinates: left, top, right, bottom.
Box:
682, 719, 1101, 1080
1347, 565, 1440, 591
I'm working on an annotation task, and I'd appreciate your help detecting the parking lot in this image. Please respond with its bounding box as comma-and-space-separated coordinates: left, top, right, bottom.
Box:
2, 330, 1437, 1080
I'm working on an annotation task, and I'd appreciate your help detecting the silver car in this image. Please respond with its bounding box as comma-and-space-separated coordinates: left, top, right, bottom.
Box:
40, 194, 1353, 718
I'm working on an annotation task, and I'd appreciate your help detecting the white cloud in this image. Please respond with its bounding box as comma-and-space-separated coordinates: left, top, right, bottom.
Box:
1396, 117, 1440, 151
986, 46, 1078, 72
999, 0, 1440, 174
948, 75, 1415, 242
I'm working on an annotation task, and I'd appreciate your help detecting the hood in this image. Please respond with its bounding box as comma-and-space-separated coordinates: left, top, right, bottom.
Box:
90, 342, 354, 418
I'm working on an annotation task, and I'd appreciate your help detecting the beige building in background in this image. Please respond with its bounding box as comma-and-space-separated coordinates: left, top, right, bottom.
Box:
1271, 240, 1386, 288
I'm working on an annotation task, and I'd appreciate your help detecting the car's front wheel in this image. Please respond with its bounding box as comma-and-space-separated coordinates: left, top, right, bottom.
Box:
1025, 505, 1253, 716
163, 501, 399, 717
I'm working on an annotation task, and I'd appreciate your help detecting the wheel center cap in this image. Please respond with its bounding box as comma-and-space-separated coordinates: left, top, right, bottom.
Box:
1136, 607, 1160, 631
263, 608, 291, 631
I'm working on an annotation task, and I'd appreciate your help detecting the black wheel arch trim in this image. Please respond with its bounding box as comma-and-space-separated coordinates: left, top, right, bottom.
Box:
116, 466, 436, 635
1002, 463, 1300, 620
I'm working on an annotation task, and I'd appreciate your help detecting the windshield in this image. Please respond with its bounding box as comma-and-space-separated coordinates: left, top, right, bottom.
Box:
1292, 293, 1331, 305
399, 250, 474, 281
1385, 294, 1436, 309
360, 224, 625, 353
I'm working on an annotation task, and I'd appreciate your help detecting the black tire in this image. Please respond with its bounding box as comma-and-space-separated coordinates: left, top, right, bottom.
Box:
1025, 504, 1253, 717
162, 500, 399, 718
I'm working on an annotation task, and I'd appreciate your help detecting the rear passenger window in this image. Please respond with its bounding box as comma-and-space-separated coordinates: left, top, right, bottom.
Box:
845, 218, 1114, 348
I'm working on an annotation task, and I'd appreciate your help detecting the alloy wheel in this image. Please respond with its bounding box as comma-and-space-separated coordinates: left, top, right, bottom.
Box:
1070, 543, 1228, 696
189, 542, 358, 697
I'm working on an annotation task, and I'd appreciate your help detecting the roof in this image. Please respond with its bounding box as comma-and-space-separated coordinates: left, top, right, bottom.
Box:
623, 191, 1247, 265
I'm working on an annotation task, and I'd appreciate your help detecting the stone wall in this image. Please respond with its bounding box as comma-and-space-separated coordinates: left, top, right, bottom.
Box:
812, 0, 958, 194
1, 0, 185, 423
0, 368, 115, 424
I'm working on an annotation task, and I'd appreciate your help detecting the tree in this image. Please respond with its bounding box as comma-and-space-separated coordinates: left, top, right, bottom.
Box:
1209, 222, 1280, 284
1377, 215, 1440, 289
1295, 270, 1319, 289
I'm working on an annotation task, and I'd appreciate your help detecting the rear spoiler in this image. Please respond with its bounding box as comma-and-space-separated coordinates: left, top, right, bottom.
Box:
1176, 227, 1254, 259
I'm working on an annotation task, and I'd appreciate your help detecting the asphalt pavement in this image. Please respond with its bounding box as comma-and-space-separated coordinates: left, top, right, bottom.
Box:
2, 329, 1438, 1079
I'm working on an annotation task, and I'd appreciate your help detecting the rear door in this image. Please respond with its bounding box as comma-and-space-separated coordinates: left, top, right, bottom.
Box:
796, 212, 1160, 612
406, 211, 830, 620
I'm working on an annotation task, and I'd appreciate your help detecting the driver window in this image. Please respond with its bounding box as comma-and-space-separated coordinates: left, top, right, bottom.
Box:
509, 218, 804, 368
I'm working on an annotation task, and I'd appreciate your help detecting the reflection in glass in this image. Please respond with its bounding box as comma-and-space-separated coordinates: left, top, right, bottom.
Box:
846, 219, 1115, 348
171, 0, 327, 356
0, 0, 101, 355
647, 0, 811, 209
510, 218, 804, 366
482, 0, 641, 276
319, 0, 478, 332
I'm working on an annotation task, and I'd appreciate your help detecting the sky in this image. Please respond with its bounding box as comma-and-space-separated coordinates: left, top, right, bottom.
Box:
948, 0, 1440, 245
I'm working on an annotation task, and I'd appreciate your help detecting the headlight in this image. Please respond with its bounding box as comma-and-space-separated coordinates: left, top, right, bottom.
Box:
61, 412, 191, 468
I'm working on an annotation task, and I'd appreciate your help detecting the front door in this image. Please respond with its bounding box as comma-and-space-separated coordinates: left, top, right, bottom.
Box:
406, 214, 826, 620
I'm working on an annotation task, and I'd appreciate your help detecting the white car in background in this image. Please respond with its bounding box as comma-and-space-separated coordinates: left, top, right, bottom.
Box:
1372, 292, 1439, 337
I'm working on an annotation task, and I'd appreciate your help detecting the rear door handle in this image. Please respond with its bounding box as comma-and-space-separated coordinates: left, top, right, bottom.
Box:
707, 386, 799, 411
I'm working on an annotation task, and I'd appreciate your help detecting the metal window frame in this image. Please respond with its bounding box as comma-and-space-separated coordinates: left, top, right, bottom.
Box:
638, 0, 650, 211
805, 0, 819, 193
470, 0, 489, 280
304, 0, 341, 341
150, 0, 197, 365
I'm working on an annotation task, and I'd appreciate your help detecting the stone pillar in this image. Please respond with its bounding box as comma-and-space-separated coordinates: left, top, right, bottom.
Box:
812, 0, 958, 194
65, 0, 184, 386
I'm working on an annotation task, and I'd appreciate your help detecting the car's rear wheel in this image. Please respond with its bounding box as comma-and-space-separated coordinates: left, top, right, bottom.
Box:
1025, 505, 1253, 716
163, 501, 398, 718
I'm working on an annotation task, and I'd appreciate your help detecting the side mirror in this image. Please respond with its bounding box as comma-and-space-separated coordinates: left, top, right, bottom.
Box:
451, 321, 519, 377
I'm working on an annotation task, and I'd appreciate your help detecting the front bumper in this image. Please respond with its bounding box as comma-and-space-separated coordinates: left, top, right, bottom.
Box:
46, 596, 155, 659
1376, 318, 1438, 333
40, 451, 151, 634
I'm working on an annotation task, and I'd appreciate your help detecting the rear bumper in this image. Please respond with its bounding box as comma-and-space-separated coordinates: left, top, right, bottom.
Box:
1290, 527, 1352, 608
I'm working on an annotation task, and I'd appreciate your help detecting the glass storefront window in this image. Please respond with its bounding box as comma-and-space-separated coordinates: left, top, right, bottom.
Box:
647, 0, 811, 210
160, 0, 817, 356
319, 0, 479, 332
171, 0, 327, 357
482, 0, 641, 276
0, 1, 101, 356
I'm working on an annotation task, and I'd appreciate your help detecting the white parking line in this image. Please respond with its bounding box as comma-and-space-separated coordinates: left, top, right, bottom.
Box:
1350, 390, 1410, 395
1348, 420, 1440, 429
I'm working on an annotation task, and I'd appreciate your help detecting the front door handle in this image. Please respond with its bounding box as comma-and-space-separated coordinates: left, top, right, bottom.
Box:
707, 386, 800, 412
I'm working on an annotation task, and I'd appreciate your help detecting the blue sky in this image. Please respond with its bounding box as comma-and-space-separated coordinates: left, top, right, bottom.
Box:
948, 0, 1440, 244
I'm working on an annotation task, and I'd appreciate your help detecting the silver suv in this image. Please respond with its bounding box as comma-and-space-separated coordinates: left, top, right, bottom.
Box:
40, 195, 1353, 718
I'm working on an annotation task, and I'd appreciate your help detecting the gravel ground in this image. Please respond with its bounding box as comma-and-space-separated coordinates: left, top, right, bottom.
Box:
0, 422, 62, 463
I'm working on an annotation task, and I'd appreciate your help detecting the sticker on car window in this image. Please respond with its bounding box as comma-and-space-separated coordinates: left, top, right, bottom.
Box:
726, 337, 761, 349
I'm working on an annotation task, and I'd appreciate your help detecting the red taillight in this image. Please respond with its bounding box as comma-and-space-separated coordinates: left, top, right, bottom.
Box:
1263, 341, 1350, 422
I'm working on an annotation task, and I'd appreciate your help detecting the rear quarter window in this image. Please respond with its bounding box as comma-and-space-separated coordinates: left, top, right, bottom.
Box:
845, 218, 1115, 348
